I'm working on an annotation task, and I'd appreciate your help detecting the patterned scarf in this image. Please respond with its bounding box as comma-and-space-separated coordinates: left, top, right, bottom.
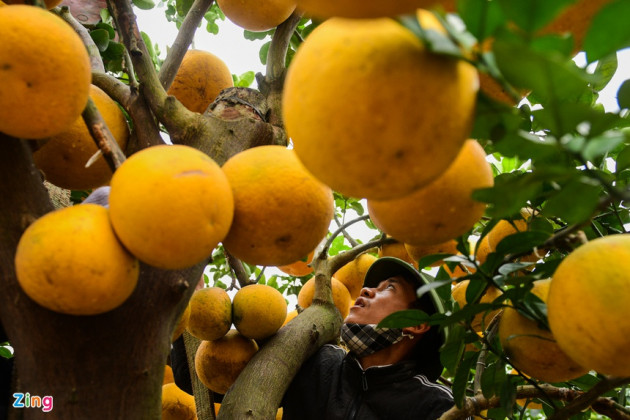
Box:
341, 323, 406, 358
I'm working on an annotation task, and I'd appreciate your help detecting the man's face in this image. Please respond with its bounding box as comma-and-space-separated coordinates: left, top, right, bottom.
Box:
344, 275, 418, 325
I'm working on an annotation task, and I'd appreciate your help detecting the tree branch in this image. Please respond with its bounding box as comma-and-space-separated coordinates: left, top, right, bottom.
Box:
224, 249, 252, 288
158, 0, 215, 91
183, 331, 215, 420
324, 237, 386, 277
55, 6, 105, 73
257, 11, 302, 126
109, 0, 196, 132
320, 215, 371, 257
334, 214, 359, 247
550, 376, 630, 420
82, 97, 127, 171
92, 72, 165, 153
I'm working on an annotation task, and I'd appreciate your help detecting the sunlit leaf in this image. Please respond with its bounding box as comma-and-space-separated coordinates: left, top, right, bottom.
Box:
542, 176, 602, 224
584, 0, 630, 62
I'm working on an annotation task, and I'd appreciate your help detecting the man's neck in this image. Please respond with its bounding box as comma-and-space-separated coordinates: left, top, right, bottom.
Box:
357, 336, 419, 369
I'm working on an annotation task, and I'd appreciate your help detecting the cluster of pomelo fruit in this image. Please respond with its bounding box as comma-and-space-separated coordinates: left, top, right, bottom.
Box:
14, 142, 335, 316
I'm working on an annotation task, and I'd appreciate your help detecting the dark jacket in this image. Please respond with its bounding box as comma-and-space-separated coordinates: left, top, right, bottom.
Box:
282, 344, 456, 420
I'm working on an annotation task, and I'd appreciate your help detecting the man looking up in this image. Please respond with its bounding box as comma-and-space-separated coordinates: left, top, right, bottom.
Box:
282, 256, 455, 419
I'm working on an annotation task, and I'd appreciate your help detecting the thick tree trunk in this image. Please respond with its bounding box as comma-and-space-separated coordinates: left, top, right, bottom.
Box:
0, 135, 202, 419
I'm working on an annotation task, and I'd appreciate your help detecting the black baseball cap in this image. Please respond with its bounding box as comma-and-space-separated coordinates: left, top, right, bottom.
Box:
363, 256, 447, 381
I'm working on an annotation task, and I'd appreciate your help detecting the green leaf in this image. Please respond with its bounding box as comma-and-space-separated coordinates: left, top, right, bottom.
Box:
499, 375, 518, 413
206, 20, 220, 35
233, 71, 256, 88
396, 14, 462, 58
90, 29, 110, 52
175, 0, 194, 16
584, 0, 630, 63
132, 0, 155, 10
259, 41, 271, 65
496, 0, 577, 33
328, 235, 350, 256
618, 79, 630, 110
453, 352, 478, 407
244, 29, 274, 41
493, 36, 592, 105
495, 231, 550, 255
542, 176, 602, 224
493, 130, 558, 162
583, 131, 626, 162
481, 359, 507, 399
463, 278, 486, 305
378, 309, 431, 328
616, 143, 630, 172
458, 0, 505, 41
0, 347, 12, 359
591, 54, 619, 92
95, 22, 116, 39
440, 323, 466, 373
472, 172, 544, 218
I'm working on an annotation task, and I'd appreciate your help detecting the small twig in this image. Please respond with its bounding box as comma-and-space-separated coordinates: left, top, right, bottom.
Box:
224, 249, 252, 288
325, 237, 387, 276
472, 317, 500, 396
159, 0, 214, 90
334, 214, 359, 247
123, 47, 139, 89
82, 97, 126, 172
55, 6, 105, 73
320, 215, 371, 256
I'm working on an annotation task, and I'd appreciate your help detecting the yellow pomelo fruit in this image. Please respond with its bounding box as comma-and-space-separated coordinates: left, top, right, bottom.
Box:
486, 209, 546, 264
378, 240, 418, 269
296, 0, 454, 19
0, 5, 91, 139
500, 279, 588, 382
33, 85, 129, 190
222, 145, 334, 266
277, 250, 314, 277
233, 284, 287, 340
14, 204, 139, 315
187, 287, 233, 341
487, 219, 528, 251
475, 235, 492, 265
172, 303, 191, 342
298, 277, 352, 319
368, 140, 493, 246
195, 330, 259, 394
333, 253, 378, 299
452, 280, 502, 332
4, 0, 63, 8
548, 234, 630, 376
216, 0, 296, 32
405, 239, 459, 268
167, 49, 234, 114
282, 309, 299, 327
163, 365, 175, 385
161, 383, 197, 420
283, 17, 478, 200
109, 145, 234, 270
